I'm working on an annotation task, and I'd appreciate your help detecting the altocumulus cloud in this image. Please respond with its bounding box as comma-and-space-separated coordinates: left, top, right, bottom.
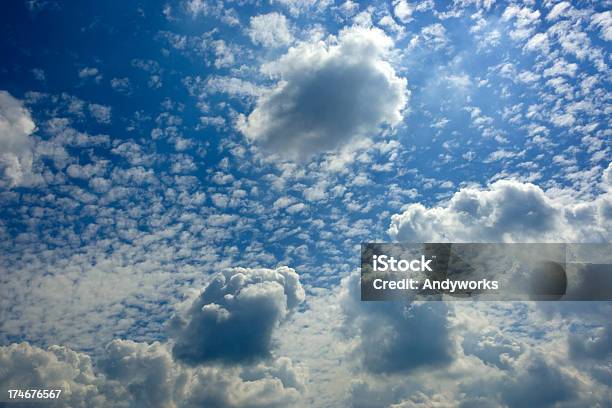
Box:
0, 90, 36, 188
0, 267, 305, 408
247, 12, 294, 48
239, 26, 408, 160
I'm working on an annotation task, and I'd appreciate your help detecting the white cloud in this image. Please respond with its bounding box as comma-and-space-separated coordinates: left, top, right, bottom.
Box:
418, 23, 449, 50
212, 39, 235, 68
88, 103, 112, 124
184, 0, 208, 18
272, 0, 332, 16
203, 76, 262, 98
523, 32, 549, 53
546, 1, 571, 21
0, 91, 36, 188
591, 11, 612, 41
0, 341, 304, 408
502, 5, 541, 41
248, 13, 293, 48
0, 343, 125, 407
78, 67, 99, 78
389, 164, 612, 243
110, 77, 131, 94
239, 26, 408, 161
393, 0, 413, 23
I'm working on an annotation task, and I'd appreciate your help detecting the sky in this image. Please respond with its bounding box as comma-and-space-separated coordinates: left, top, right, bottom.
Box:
0, 0, 611, 407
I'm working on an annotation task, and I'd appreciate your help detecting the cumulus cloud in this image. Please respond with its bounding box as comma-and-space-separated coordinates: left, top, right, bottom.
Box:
0, 268, 306, 408
0, 341, 304, 408
451, 347, 586, 408
170, 267, 305, 365
0, 90, 36, 188
340, 271, 454, 374
0, 342, 126, 407
389, 164, 612, 243
248, 13, 293, 48
239, 26, 408, 161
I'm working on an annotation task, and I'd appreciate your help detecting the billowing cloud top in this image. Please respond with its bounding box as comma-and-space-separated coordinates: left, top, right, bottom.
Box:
170, 267, 305, 365
389, 164, 612, 243
239, 26, 408, 160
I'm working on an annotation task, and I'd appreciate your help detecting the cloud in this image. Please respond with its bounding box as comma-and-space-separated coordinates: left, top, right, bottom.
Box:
0, 268, 306, 408
502, 5, 540, 41
498, 354, 576, 408
101, 340, 304, 408
239, 26, 408, 161
0, 342, 125, 407
88, 103, 112, 124
0, 341, 304, 408
272, 0, 332, 16
591, 11, 612, 41
389, 164, 612, 243
0, 90, 36, 188
78, 67, 99, 78
546, 2, 571, 21
248, 13, 293, 48
393, 0, 413, 23
414, 23, 449, 50
170, 267, 305, 365
340, 272, 454, 374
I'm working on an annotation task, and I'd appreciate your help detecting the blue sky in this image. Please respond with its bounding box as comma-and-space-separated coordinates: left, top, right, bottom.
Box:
0, 0, 611, 407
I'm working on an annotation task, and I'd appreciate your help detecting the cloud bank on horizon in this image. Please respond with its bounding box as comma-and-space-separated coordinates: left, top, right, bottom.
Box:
0, 0, 611, 406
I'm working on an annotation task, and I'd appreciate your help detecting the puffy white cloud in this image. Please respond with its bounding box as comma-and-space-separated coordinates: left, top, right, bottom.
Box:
0, 342, 127, 407
389, 164, 612, 243
502, 5, 541, 41
393, 0, 413, 23
248, 13, 293, 48
170, 267, 305, 365
0, 340, 304, 408
0, 91, 36, 188
239, 26, 408, 161
101, 340, 304, 408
